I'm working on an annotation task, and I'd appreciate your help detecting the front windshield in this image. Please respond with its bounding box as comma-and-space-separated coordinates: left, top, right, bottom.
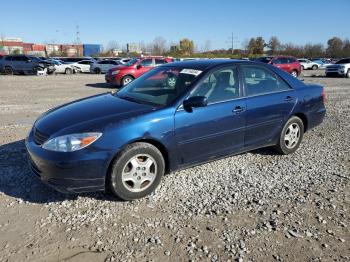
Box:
124, 58, 139, 66
116, 66, 202, 106
336, 59, 350, 64
29, 56, 42, 62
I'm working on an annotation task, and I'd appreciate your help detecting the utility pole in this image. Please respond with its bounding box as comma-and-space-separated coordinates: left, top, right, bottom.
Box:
227, 33, 239, 55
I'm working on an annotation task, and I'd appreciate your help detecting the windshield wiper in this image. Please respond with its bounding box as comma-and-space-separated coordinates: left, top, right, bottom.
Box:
117, 94, 161, 107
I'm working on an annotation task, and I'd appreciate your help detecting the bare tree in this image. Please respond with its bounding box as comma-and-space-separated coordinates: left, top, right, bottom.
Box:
152, 37, 167, 55
106, 40, 120, 51
202, 40, 212, 52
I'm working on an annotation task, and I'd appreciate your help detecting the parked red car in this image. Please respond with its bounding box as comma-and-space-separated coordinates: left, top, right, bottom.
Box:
105, 56, 173, 86
268, 56, 301, 77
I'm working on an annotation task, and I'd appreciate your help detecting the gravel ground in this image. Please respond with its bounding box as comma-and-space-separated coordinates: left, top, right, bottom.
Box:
0, 71, 349, 262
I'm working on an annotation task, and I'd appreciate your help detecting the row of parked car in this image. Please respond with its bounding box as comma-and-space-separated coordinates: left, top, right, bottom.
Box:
253, 56, 350, 78
1, 54, 349, 84
0, 55, 135, 75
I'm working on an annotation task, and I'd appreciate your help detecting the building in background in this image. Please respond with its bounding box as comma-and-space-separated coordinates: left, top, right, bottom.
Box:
0, 36, 102, 57
127, 43, 141, 54
83, 44, 102, 56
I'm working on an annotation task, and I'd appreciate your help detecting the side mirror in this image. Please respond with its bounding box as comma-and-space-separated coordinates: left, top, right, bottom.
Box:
136, 64, 142, 69
183, 96, 207, 111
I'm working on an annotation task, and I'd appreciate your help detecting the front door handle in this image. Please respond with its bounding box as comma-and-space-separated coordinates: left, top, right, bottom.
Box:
233, 106, 245, 114
284, 96, 294, 102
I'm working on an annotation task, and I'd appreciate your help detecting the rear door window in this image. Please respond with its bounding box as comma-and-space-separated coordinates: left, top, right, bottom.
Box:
155, 59, 166, 66
241, 65, 291, 96
140, 59, 153, 67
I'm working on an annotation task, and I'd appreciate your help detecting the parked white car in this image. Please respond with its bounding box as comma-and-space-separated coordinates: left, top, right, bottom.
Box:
326, 58, 350, 78
298, 59, 319, 70
90, 60, 120, 74
71, 60, 94, 73
47, 59, 76, 74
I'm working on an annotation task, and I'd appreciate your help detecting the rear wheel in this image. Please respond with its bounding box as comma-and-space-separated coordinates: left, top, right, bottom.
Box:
275, 116, 304, 155
4, 66, 13, 75
346, 69, 350, 78
312, 65, 318, 70
291, 70, 298, 78
108, 142, 165, 200
122, 75, 134, 86
301, 65, 304, 70
65, 68, 73, 74
94, 68, 101, 74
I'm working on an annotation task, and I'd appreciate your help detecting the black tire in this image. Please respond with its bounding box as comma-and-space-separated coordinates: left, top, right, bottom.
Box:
346, 69, 350, 78
301, 65, 304, 70
275, 116, 304, 155
122, 75, 134, 86
4, 66, 13, 75
94, 68, 101, 74
34, 66, 44, 74
108, 142, 165, 201
291, 70, 298, 78
312, 65, 318, 70
65, 68, 73, 74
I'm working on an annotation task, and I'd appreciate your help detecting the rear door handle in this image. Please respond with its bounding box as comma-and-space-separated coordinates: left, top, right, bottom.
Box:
233, 106, 245, 114
284, 96, 294, 102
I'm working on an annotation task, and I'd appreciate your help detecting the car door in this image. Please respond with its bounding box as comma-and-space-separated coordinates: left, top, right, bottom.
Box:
135, 58, 154, 77
174, 66, 246, 166
241, 65, 296, 148
11, 56, 22, 71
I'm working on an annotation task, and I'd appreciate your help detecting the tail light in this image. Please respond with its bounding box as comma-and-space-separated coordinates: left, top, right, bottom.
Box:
322, 87, 327, 103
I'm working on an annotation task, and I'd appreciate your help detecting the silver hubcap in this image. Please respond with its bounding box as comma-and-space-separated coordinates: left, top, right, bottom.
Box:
123, 77, 132, 85
284, 123, 300, 149
122, 154, 157, 192
167, 77, 176, 87
291, 71, 297, 77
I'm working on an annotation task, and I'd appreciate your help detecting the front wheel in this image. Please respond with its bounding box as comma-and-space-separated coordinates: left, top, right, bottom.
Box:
122, 75, 134, 86
108, 142, 165, 200
94, 68, 101, 74
312, 65, 318, 70
65, 68, 73, 74
346, 69, 350, 78
275, 116, 304, 155
291, 70, 298, 78
4, 66, 13, 75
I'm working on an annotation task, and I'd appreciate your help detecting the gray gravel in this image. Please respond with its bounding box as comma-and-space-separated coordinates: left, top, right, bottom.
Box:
0, 72, 349, 262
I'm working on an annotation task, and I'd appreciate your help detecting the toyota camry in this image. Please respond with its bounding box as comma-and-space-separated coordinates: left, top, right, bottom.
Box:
26, 59, 326, 200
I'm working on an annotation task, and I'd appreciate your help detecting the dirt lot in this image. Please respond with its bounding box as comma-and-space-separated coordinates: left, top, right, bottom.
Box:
0, 71, 349, 262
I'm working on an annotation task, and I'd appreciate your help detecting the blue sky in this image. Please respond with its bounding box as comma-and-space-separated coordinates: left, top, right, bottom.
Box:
0, 0, 349, 50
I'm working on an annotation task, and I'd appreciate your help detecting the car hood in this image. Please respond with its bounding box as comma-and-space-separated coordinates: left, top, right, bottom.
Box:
35, 93, 154, 136
111, 65, 134, 71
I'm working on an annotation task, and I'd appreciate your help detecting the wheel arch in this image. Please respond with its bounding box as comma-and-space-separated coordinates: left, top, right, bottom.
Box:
106, 138, 170, 182
293, 112, 308, 132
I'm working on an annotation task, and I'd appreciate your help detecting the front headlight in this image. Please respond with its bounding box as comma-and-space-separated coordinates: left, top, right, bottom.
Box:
42, 132, 102, 152
111, 70, 120, 75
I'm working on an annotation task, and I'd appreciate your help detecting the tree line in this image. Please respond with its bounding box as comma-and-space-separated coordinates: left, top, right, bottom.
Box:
86, 36, 350, 58
245, 36, 350, 58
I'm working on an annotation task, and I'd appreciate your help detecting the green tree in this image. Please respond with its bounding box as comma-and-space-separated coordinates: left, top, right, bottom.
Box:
255, 37, 265, 54
327, 37, 343, 57
268, 36, 281, 55
179, 38, 194, 56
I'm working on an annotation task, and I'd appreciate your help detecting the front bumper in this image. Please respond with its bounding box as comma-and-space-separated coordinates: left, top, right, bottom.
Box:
326, 68, 345, 76
105, 73, 121, 85
25, 131, 110, 194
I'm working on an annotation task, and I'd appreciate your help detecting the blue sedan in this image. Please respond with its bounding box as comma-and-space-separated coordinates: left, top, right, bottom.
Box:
26, 59, 326, 200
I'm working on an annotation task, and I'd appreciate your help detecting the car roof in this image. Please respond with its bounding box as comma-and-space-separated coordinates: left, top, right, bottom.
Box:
164, 59, 248, 70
